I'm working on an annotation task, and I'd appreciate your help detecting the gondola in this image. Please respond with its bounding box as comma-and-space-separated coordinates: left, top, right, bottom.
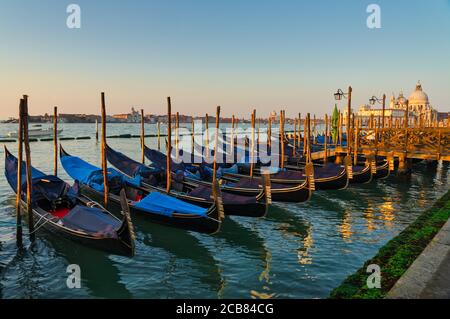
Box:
354, 155, 390, 180
374, 160, 390, 179
349, 163, 373, 184
105, 144, 269, 218
202, 138, 348, 191
60, 146, 222, 234
144, 145, 311, 203
282, 162, 349, 190
4, 147, 135, 256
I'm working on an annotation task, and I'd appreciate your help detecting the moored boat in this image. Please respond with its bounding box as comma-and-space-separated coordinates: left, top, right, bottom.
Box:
60, 146, 222, 234
4, 147, 135, 256
105, 144, 269, 218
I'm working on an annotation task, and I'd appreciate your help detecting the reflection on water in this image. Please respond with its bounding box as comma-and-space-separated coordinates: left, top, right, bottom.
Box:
338, 209, 353, 241
298, 228, 313, 265
0, 124, 449, 298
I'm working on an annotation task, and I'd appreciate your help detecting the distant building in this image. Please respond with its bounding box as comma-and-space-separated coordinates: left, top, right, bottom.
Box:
356, 82, 438, 124
112, 107, 141, 123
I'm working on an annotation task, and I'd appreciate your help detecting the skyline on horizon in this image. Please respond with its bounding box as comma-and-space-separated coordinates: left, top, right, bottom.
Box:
1, 0, 449, 119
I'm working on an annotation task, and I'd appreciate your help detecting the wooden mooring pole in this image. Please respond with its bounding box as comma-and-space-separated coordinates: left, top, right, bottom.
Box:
22, 95, 35, 242
15, 98, 24, 246
212, 106, 221, 192
175, 112, 180, 161
157, 121, 161, 150
250, 109, 256, 177
140, 109, 145, 164
166, 97, 172, 193
280, 110, 285, 169
95, 119, 99, 141
53, 106, 58, 176
101, 93, 109, 207
324, 114, 328, 163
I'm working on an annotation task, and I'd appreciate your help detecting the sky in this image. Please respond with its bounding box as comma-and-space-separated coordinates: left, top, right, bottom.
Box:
1, 0, 449, 119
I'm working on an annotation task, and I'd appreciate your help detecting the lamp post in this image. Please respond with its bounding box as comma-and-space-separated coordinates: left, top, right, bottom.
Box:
369, 94, 386, 128
334, 86, 352, 155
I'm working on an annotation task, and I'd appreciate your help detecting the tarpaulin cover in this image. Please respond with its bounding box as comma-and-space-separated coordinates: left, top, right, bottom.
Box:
106, 145, 161, 178
144, 146, 186, 171
4, 151, 77, 204
60, 154, 141, 192
199, 165, 239, 179
134, 191, 208, 217
61, 205, 120, 237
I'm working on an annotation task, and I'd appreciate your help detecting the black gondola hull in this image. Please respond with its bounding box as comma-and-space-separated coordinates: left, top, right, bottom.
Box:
19, 201, 133, 256
349, 165, 373, 184
374, 161, 390, 179
315, 169, 349, 190
220, 183, 310, 203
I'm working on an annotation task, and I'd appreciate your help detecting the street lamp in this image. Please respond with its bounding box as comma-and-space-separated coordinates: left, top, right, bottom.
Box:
334, 89, 348, 101
333, 86, 352, 155
368, 94, 386, 128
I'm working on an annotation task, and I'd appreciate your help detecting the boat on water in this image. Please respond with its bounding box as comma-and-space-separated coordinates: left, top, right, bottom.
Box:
192, 139, 349, 191
144, 145, 311, 203
105, 144, 269, 218
7, 126, 63, 138
4, 147, 135, 256
60, 146, 223, 234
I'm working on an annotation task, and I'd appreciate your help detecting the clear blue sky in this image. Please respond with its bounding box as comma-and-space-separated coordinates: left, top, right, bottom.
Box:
1, 0, 449, 119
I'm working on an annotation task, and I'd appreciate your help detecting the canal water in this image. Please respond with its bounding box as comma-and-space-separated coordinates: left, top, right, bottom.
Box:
0, 123, 449, 299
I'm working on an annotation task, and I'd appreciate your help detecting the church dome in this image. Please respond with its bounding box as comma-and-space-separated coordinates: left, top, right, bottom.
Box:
397, 92, 408, 106
408, 82, 429, 105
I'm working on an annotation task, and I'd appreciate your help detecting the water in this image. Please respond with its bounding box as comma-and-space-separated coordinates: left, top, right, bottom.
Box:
0, 123, 449, 299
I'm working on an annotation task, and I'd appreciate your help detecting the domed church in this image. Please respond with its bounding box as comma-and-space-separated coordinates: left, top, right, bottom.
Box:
390, 81, 437, 123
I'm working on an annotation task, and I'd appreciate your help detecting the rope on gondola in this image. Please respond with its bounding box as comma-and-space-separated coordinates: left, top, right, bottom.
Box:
28, 212, 56, 235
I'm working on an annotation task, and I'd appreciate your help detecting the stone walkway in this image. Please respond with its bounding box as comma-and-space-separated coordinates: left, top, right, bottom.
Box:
387, 218, 450, 299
